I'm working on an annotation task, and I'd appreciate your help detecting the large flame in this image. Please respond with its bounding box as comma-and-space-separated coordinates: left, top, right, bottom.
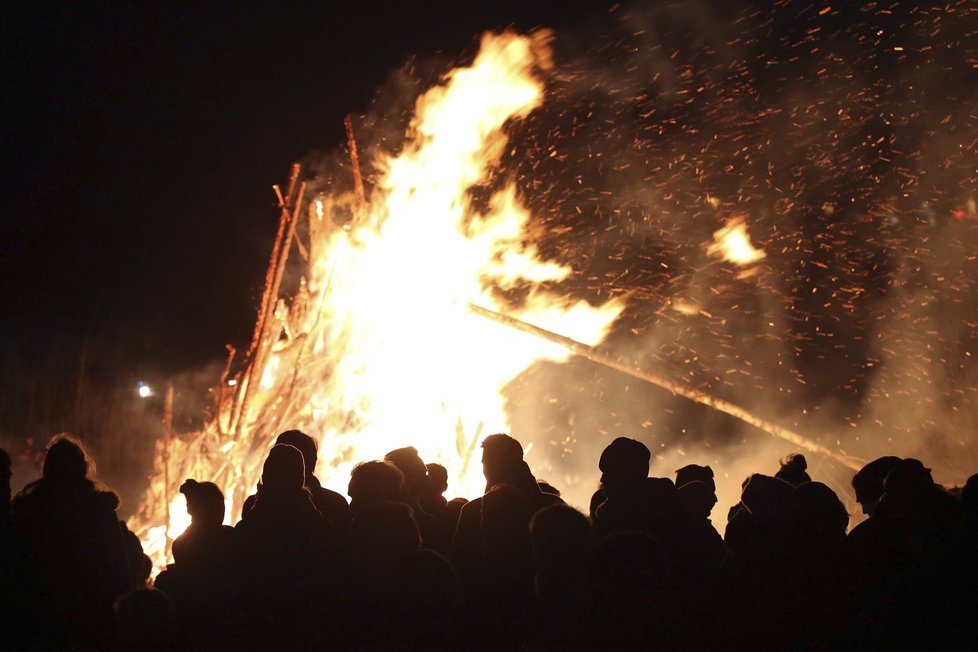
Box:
130, 31, 623, 573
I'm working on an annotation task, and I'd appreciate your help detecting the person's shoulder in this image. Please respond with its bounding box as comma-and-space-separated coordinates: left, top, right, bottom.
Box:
10, 488, 37, 513
314, 484, 349, 506
542, 492, 564, 505
242, 492, 257, 514
845, 516, 880, 545
459, 496, 483, 516
94, 489, 120, 511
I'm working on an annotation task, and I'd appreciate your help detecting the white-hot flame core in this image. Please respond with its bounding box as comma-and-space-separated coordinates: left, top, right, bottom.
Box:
708, 216, 766, 265
132, 31, 623, 573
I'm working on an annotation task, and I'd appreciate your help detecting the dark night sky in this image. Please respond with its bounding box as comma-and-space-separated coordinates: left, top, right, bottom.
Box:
2, 1, 614, 385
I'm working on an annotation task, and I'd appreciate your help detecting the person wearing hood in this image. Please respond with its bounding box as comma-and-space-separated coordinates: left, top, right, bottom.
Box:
236, 444, 339, 564
232, 444, 344, 647
12, 435, 136, 650
241, 429, 351, 535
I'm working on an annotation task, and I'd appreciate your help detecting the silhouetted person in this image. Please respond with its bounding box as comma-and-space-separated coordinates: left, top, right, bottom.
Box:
720, 474, 804, 647
842, 459, 969, 647
385, 446, 437, 546
242, 429, 351, 534
786, 481, 848, 551
12, 435, 136, 650
588, 531, 670, 648
589, 436, 650, 519
347, 459, 404, 515
351, 500, 422, 567
591, 438, 678, 545
420, 462, 449, 516
349, 500, 459, 649
115, 588, 174, 652
420, 462, 460, 554
452, 435, 560, 581
469, 483, 537, 644
961, 472, 978, 645
774, 452, 811, 486
851, 455, 903, 519
962, 473, 978, 518
776, 481, 849, 645
171, 480, 233, 569
154, 480, 234, 647
724, 473, 793, 565
671, 480, 726, 591
451, 435, 559, 643
675, 463, 715, 490
481, 484, 534, 589
232, 444, 342, 648
386, 548, 460, 650
531, 505, 590, 600
1, 446, 38, 650
529, 505, 591, 647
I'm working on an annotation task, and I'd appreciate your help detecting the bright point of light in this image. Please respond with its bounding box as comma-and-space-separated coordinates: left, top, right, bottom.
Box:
137, 382, 153, 398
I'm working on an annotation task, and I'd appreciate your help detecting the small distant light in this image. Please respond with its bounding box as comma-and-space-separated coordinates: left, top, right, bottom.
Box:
137, 382, 153, 398
227, 379, 238, 387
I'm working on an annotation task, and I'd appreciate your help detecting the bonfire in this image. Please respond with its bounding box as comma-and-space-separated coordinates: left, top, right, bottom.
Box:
130, 30, 863, 574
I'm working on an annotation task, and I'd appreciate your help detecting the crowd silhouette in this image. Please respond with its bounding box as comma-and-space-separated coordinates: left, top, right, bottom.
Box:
1, 432, 976, 650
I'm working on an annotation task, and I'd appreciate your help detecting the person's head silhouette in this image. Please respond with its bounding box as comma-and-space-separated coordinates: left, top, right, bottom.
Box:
882, 458, 935, 505
275, 430, 319, 481
348, 460, 404, 509
775, 453, 811, 487
599, 437, 650, 489
852, 456, 903, 518
481, 434, 524, 488
179, 479, 225, 527
385, 446, 428, 499
426, 462, 448, 496
43, 435, 92, 484
676, 464, 715, 491
260, 444, 305, 492
677, 480, 717, 521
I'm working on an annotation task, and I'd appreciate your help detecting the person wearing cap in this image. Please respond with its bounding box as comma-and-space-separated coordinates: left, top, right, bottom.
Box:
589, 437, 651, 519
591, 437, 679, 543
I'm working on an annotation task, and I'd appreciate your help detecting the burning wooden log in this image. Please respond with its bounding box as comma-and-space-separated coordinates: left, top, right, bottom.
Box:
344, 114, 367, 215
162, 384, 174, 558
468, 302, 865, 472
232, 167, 306, 438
